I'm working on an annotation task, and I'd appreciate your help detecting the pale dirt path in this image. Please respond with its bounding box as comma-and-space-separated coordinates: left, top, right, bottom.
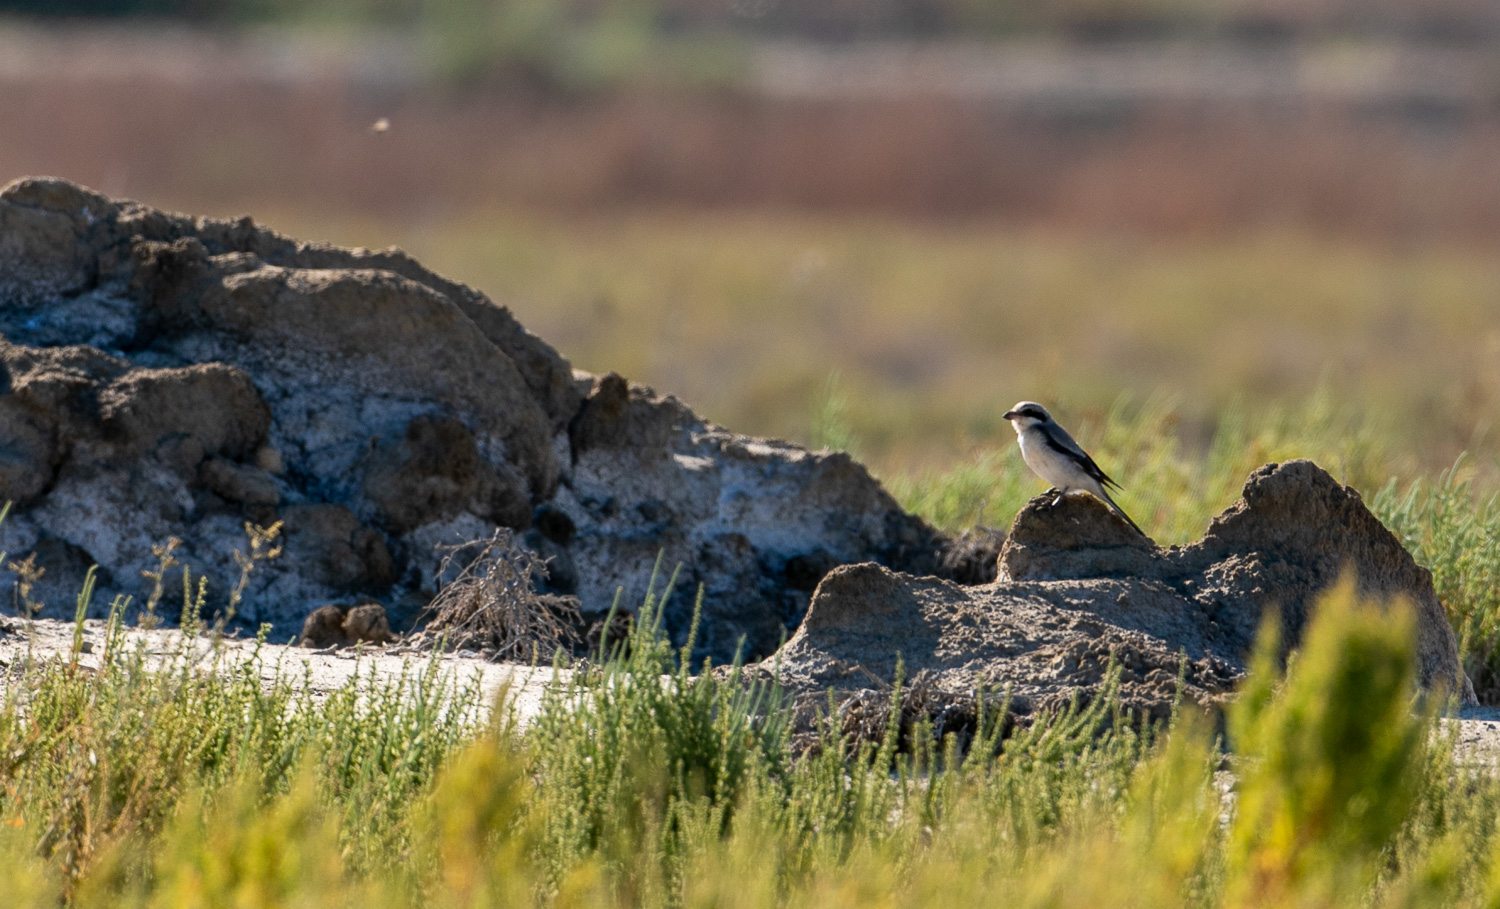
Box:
1452, 707, 1500, 769
0, 616, 569, 725
4, 615, 1498, 765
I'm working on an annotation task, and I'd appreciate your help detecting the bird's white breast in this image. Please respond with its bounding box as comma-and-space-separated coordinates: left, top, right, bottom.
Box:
1018, 427, 1080, 490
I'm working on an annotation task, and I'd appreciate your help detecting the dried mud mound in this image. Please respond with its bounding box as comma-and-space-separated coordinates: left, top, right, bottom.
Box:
0, 178, 941, 660
759, 460, 1475, 713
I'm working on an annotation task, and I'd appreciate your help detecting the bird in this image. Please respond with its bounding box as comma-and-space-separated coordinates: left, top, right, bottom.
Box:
1002, 401, 1145, 536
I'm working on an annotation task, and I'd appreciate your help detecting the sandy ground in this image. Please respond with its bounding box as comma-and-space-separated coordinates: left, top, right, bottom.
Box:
4, 614, 1499, 766
1453, 706, 1500, 769
0, 616, 569, 725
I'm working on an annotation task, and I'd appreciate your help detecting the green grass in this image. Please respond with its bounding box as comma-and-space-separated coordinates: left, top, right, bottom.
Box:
2, 571, 1499, 906
1376, 464, 1500, 706
889, 389, 1398, 539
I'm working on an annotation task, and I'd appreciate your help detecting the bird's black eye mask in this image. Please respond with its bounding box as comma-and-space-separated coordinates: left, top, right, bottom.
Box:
1019, 407, 1048, 420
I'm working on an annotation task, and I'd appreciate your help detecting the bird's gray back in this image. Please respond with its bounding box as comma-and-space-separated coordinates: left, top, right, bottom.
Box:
1040, 419, 1090, 461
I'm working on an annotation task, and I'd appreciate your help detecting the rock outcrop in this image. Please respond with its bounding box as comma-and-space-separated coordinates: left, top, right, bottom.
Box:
760, 460, 1475, 711
556, 374, 941, 657
0, 178, 941, 659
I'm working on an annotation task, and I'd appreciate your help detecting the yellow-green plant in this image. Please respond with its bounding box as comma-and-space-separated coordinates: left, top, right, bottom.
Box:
1226, 581, 1428, 906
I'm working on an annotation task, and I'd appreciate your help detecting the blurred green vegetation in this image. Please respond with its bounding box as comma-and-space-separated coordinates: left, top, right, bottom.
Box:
270, 208, 1500, 483
887, 393, 1375, 539
1, 572, 1496, 905
1378, 465, 1500, 708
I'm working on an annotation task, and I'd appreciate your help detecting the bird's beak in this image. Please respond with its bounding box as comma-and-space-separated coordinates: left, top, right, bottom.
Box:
1002, 410, 1017, 420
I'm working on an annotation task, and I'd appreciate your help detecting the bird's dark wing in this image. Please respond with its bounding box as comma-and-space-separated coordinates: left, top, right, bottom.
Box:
1041, 422, 1121, 490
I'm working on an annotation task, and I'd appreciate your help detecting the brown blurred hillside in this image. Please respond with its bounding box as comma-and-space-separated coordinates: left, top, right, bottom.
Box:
11, 0, 1500, 39
5, 22, 1500, 238
661, 0, 1500, 41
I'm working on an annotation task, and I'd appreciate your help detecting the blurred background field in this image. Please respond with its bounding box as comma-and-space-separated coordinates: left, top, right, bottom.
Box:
3, 0, 1500, 517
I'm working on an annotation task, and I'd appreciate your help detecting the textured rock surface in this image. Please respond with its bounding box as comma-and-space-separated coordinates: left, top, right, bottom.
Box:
552, 373, 943, 657
0, 178, 942, 659
760, 460, 1475, 711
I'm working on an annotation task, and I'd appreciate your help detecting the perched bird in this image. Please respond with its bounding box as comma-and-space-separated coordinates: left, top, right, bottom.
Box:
1003, 401, 1145, 536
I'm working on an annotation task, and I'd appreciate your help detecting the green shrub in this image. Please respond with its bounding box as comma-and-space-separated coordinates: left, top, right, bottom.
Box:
0, 530, 1498, 905
1227, 580, 1428, 905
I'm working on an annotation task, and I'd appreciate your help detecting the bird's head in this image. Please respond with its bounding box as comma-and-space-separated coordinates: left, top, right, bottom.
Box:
1003, 401, 1052, 430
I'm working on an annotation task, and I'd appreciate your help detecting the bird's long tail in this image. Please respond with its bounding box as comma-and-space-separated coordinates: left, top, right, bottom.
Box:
1098, 488, 1147, 538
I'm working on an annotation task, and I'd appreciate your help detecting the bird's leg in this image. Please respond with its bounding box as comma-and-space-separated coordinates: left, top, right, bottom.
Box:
1049, 489, 1066, 508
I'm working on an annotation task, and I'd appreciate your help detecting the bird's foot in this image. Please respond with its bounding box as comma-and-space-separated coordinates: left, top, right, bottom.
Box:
1049, 492, 1066, 508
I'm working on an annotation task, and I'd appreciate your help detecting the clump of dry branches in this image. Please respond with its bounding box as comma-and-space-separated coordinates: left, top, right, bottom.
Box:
420, 529, 581, 661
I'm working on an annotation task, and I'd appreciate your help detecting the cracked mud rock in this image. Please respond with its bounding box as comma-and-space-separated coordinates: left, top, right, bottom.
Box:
0, 178, 941, 661
757, 460, 1475, 712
